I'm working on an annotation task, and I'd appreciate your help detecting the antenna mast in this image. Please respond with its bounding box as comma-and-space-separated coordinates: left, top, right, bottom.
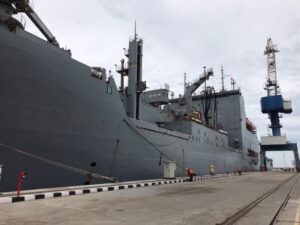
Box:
203, 66, 207, 91
134, 20, 137, 40
221, 65, 225, 91
231, 77, 236, 90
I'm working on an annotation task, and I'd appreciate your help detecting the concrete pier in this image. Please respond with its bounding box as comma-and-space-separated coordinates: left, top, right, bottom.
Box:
0, 172, 298, 225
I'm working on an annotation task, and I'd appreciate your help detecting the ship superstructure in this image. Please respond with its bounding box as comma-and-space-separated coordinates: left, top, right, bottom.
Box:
0, 0, 260, 192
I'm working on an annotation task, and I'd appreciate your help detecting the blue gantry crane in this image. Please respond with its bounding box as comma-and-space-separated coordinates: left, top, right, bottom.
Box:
260, 38, 300, 171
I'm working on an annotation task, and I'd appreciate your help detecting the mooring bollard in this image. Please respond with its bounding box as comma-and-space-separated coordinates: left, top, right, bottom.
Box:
16, 171, 27, 197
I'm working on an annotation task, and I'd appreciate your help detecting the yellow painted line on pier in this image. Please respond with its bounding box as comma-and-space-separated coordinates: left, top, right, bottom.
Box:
294, 204, 300, 225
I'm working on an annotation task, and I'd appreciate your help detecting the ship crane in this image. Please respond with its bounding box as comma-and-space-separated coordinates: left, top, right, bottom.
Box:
260, 38, 300, 171
185, 68, 213, 114
2, 0, 59, 46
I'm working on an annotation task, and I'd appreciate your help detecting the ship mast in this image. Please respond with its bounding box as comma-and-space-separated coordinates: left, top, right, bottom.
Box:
220, 65, 230, 92
221, 65, 225, 91
116, 22, 146, 120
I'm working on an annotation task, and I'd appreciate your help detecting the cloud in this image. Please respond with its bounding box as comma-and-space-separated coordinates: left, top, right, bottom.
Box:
97, 0, 130, 20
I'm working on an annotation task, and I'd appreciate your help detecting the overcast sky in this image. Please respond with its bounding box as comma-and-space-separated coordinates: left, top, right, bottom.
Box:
23, 0, 300, 167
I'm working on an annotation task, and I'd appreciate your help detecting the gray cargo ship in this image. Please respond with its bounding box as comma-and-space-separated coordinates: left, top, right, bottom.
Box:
0, 0, 260, 192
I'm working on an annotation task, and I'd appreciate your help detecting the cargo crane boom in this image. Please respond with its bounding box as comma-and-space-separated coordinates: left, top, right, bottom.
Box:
6, 0, 59, 46
185, 68, 213, 94
185, 68, 213, 114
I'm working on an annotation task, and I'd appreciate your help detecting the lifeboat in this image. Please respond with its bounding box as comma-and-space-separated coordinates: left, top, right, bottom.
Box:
246, 117, 256, 134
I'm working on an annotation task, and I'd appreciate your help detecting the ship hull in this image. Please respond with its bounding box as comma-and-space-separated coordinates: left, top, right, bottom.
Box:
0, 25, 259, 192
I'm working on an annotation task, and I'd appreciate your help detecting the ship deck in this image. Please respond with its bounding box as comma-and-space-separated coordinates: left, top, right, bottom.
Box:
0, 171, 299, 225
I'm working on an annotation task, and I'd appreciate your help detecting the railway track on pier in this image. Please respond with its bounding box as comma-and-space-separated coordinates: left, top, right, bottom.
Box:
216, 173, 300, 225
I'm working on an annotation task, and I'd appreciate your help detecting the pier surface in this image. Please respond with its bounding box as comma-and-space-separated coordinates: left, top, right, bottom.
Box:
0, 172, 299, 225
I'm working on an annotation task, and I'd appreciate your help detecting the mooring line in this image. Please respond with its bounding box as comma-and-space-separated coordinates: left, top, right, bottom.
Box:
0, 142, 116, 182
